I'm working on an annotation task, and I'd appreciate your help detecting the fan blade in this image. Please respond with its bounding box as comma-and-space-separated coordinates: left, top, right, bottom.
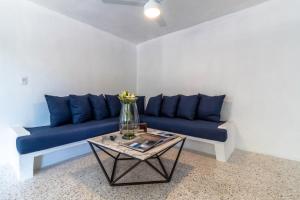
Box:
156, 15, 167, 27
102, 0, 147, 6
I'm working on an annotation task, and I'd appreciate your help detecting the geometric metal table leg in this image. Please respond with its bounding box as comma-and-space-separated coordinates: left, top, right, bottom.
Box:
157, 156, 168, 177
111, 153, 120, 181
88, 138, 186, 186
89, 143, 112, 183
167, 138, 185, 182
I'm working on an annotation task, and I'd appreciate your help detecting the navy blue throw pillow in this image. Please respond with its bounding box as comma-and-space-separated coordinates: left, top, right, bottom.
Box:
45, 95, 72, 127
176, 95, 199, 120
105, 94, 121, 117
89, 94, 109, 120
145, 94, 162, 116
69, 95, 93, 124
161, 95, 180, 118
197, 94, 225, 122
136, 96, 145, 115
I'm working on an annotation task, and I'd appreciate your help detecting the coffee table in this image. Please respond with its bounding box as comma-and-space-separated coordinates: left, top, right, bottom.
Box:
87, 129, 186, 186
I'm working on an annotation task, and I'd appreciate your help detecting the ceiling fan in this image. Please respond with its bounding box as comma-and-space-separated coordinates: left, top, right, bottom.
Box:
102, 0, 167, 26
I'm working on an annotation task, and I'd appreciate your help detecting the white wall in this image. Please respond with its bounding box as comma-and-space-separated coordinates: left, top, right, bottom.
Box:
0, 0, 136, 166
137, 0, 300, 161
1, 0, 299, 165
0, 0, 137, 128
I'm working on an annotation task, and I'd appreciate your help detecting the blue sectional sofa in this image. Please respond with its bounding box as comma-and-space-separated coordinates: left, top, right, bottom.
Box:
17, 116, 227, 155
14, 93, 235, 180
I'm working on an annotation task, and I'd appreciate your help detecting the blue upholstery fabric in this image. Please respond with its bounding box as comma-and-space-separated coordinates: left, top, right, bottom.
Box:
17, 118, 119, 154
176, 95, 199, 120
141, 115, 227, 142
136, 96, 145, 115
105, 95, 121, 117
145, 94, 163, 116
89, 94, 109, 120
196, 94, 225, 122
161, 95, 180, 118
45, 95, 72, 127
69, 95, 93, 124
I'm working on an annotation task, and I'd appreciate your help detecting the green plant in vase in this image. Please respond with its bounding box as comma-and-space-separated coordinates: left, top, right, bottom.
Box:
118, 91, 139, 140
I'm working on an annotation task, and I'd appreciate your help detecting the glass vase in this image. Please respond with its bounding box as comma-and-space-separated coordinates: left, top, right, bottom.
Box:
119, 102, 140, 140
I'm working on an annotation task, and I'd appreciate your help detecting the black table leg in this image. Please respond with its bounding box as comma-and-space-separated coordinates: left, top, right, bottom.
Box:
89, 143, 112, 183
88, 138, 186, 186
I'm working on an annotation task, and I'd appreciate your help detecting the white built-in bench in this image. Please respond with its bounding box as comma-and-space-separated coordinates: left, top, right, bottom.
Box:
8, 120, 235, 181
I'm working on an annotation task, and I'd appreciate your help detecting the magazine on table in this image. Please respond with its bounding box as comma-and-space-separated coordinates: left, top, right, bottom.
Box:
122, 132, 177, 152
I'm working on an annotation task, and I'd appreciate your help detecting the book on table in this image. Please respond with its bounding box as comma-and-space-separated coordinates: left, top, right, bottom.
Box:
121, 132, 177, 152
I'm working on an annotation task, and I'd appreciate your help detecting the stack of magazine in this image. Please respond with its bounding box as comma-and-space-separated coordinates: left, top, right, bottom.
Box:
121, 132, 177, 152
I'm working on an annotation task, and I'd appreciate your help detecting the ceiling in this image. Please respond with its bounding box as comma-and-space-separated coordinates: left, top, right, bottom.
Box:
29, 0, 269, 44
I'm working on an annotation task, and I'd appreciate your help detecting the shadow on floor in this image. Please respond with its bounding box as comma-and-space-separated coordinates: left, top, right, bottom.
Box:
70, 154, 194, 200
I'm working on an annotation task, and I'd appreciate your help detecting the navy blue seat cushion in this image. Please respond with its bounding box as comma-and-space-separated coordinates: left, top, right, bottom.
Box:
45, 95, 72, 127
196, 94, 225, 122
141, 115, 227, 142
17, 118, 119, 154
161, 95, 180, 118
105, 95, 121, 117
136, 96, 145, 115
145, 94, 163, 116
89, 94, 109, 120
176, 95, 199, 120
69, 95, 93, 124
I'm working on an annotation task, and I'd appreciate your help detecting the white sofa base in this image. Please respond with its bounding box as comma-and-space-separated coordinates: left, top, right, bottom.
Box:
175, 121, 236, 162
16, 141, 89, 181
12, 121, 235, 180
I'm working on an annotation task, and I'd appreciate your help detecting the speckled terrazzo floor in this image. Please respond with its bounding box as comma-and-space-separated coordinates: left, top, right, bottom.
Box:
0, 149, 299, 200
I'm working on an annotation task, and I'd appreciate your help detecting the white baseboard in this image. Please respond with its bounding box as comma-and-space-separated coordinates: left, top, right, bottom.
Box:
32, 139, 217, 171
34, 139, 216, 171
35, 139, 217, 170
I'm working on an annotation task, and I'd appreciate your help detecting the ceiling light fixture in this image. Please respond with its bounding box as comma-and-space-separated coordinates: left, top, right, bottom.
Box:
144, 0, 161, 19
